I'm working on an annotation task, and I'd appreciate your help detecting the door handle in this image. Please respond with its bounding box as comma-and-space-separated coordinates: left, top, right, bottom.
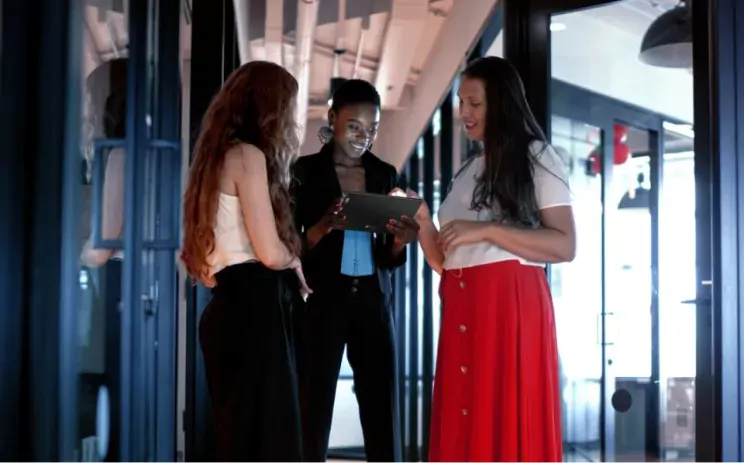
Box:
596, 313, 615, 346
681, 297, 712, 305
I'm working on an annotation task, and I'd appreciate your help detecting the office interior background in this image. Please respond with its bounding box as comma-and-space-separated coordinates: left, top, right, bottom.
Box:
1, 0, 744, 461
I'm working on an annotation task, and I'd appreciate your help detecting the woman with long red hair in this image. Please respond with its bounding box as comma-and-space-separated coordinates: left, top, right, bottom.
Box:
181, 61, 310, 461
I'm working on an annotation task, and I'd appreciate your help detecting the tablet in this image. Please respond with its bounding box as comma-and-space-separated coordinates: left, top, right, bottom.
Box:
340, 192, 423, 234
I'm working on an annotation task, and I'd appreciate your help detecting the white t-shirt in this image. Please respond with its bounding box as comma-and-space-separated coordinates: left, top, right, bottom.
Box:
438, 141, 571, 270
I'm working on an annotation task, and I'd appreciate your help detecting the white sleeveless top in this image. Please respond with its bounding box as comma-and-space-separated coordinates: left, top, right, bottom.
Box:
438, 141, 572, 270
207, 193, 258, 275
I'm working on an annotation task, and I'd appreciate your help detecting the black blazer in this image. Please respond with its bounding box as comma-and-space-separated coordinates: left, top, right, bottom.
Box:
291, 144, 406, 301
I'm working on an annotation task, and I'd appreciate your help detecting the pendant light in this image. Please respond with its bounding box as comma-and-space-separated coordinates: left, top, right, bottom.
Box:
639, 1, 692, 68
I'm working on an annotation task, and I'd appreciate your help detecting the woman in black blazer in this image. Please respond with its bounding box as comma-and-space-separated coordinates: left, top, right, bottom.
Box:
291, 79, 418, 462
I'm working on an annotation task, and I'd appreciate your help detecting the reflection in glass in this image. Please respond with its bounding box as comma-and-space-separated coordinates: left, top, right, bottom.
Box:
76, 5, 129, 462
659, 127, 695, 461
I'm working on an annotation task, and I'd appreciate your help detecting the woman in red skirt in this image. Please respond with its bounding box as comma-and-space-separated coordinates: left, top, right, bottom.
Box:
410, 56, 575, 461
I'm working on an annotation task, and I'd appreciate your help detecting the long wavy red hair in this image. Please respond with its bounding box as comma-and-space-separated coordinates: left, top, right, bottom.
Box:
181, 61, 302, 285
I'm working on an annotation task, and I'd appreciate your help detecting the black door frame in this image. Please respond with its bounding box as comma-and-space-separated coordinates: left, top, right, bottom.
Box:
0, 0, 79, 459
504, 0, 744, 460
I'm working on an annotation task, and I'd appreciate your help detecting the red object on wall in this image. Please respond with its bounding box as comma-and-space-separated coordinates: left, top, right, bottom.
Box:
588, 150, 601, 175
614, 123, 628, 143
614, 141, 631, 165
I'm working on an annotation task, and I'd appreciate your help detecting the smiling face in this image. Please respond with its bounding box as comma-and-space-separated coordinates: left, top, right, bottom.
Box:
458, 76, 487, 142
329, 103, 381, 159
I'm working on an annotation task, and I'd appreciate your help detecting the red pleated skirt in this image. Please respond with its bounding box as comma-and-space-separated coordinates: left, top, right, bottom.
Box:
429, 260, 563, 462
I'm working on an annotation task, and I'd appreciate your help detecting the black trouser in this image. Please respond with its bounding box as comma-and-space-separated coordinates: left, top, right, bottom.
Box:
296, 275, 401, 462
199, 263, 304, 462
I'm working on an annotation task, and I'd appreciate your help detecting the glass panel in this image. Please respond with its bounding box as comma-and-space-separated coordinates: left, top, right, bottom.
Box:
606, 125, 653, 462
77, 4, 129, 461
659, 125, 695, 462
549, 115, 604, 463
551, 1, 695, 460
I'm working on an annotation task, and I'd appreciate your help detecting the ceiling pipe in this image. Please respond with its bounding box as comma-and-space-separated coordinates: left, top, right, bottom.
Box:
330, 0, 348, 81
353, 13, 370, 79
233, 0, 252, 64
374, 0, 500, 169
265, 0, 284, 65
294, 0, 320, 144
374, 0, 429, 108
335, 0, 347, 54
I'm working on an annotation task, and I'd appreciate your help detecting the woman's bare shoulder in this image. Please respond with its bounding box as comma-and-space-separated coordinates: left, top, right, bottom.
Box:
224, 143, 266, 175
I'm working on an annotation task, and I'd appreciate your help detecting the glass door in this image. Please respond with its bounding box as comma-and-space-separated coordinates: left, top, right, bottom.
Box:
550, 53, 696, 463
549, 115, 605, 462
546, 1, 698, 460
62, 0, 182, 460
603, 122, 659, 462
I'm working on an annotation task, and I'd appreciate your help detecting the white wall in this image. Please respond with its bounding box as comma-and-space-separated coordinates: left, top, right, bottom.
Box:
300, 117, 325, 156
551, 10, 693, 122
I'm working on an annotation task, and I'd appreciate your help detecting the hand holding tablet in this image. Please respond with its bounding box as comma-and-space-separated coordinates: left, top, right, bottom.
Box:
339, 191, 423, 234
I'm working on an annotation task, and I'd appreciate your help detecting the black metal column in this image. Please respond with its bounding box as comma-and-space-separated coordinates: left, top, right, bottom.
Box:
440, 91, 454, 200
395, 246, 408, 450
0, 0, 77, 459
0, 1, 36, 460
5, 0, 85, 459
421, 124, 435, 461
152, 0, 182, 460
503, 0, 551, 135
695, 0, 744, 459
187, 0, 239, 153
406, 152, 420, 462
121, 0, 149, 459
646, 127, 662, 462
185, 0, 239, 460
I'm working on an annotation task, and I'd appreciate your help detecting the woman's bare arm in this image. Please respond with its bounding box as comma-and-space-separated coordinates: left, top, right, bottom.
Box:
418, 218, 445, 275
481, 205, 576, 263
80, 148, 125, 267
406, 188, 445, 275
228, 144, 296, 270
101, 148, 125, 242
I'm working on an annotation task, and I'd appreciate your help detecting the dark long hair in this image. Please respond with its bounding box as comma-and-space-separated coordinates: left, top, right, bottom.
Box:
182, 61, 301, 285
462, 57, 549, 228
86, 58, 128, 138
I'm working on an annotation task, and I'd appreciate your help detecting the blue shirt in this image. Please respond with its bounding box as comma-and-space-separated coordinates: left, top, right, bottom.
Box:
340, 230, 375, 276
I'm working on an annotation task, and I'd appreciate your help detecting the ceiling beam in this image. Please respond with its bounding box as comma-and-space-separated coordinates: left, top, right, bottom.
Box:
264, 0, 284, 64
294, 0, 320, 145
374, 0, 429, 108
374, 0, 501, 170
234, 0, 252, 63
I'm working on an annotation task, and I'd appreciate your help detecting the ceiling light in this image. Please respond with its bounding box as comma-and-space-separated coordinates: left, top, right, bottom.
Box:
550, 22, 566, 32
639, 2, 692, 68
